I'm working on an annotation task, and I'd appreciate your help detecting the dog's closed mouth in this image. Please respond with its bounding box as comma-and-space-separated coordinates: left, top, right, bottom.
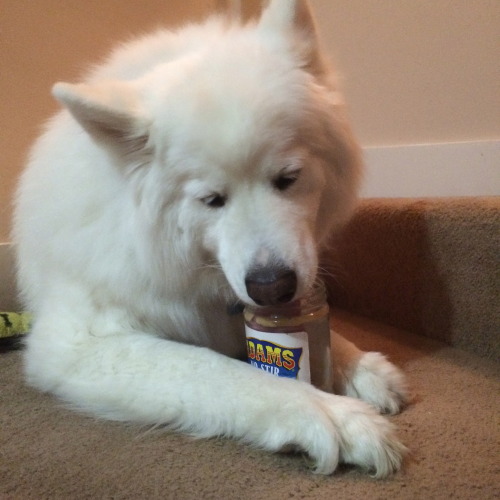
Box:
226, 302, 245, 316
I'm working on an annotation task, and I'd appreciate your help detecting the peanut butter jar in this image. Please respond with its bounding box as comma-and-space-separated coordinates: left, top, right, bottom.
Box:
244, 281, 333, 392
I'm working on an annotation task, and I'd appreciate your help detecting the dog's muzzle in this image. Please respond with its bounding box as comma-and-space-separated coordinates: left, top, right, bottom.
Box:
245, 265, 297, 306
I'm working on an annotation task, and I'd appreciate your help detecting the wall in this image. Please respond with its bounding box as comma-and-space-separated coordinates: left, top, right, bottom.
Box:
1, 0, 499, 241
0, 0, 221, 243
310, 0, 500, 198
312, 0, 500, 147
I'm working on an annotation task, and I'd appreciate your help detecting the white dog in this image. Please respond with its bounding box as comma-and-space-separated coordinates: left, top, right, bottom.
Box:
14, 0, 407, 476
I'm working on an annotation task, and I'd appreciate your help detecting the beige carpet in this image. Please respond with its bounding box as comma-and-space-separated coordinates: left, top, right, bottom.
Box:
1, 197, 499, 499
1, 312, 498, 499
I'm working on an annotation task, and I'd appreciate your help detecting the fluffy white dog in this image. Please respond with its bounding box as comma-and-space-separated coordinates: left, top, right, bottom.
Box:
14, 0, 407, 476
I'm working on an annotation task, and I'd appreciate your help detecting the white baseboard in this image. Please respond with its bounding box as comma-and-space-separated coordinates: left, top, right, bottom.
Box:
361, 140, 500, 198
0, 243, 20, 310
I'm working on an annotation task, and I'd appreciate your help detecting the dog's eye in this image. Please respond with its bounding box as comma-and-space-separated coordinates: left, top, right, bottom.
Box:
273, 171, 300, 191
200, 193, 227, 208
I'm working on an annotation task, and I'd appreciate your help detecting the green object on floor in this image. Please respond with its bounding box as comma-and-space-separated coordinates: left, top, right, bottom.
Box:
0, 312, 32, 339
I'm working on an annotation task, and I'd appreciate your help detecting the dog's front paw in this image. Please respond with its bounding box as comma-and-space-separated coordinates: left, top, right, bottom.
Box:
293, 390, 406, 477
345, 352, 408, 414
260, 384, 406, 477
317, 394, 407, 477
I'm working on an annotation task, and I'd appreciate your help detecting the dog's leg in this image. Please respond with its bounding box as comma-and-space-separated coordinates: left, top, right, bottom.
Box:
331, 331, 408, 414
25, 314, 406, 477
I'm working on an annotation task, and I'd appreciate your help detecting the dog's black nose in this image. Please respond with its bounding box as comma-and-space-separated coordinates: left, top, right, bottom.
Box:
245, 266, 297, 306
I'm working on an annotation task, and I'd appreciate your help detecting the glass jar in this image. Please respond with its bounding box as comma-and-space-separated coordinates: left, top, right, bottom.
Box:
244, 281, 333, 392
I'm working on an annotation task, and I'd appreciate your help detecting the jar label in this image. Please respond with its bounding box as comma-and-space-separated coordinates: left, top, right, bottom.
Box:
244, 326, 311, 383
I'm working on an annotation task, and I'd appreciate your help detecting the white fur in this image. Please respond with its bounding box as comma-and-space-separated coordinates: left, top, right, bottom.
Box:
345, 352, 409, 415
14, 0, 407, 476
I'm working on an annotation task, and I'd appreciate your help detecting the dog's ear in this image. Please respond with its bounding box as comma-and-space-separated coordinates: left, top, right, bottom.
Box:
53, 81, 151, 165
259, 0, 325, 75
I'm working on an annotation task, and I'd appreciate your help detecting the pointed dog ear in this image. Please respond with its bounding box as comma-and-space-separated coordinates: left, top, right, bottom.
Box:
260, 0, 315, 33
53, 81, 151, 163
259, 0, 326, 77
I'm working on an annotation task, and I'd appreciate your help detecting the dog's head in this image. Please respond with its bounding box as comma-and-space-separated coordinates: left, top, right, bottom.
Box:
52, 0, 362, 306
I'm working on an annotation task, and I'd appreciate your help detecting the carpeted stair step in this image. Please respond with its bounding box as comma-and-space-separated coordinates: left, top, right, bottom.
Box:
325, 197, 499, 359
